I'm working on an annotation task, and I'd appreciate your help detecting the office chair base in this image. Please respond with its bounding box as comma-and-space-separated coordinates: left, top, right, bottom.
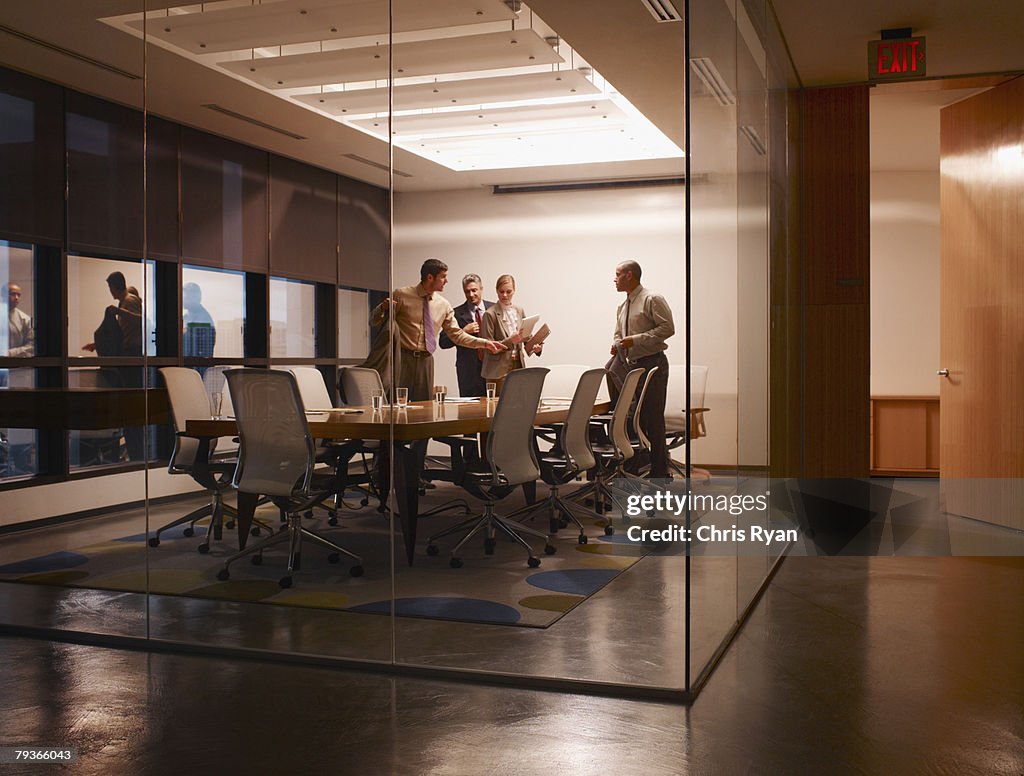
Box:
427, 503, 554, 568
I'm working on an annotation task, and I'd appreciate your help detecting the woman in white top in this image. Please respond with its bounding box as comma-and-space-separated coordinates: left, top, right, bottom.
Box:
480, 274, 542, 395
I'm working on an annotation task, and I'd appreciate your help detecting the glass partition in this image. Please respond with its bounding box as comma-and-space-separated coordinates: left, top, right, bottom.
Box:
0, 0, 149, 640
0, 0, 793, 701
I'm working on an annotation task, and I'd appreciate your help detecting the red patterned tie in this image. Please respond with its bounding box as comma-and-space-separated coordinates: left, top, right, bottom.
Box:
475, 308, 484, 361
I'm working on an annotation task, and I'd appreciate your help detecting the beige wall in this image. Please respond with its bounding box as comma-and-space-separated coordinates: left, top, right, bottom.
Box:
870, 171, 941, 395
393, 184, 745, 467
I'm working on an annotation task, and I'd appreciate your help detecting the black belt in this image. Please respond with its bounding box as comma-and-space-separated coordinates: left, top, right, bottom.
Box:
402, 348, 432, 359
629, 352, 666, 366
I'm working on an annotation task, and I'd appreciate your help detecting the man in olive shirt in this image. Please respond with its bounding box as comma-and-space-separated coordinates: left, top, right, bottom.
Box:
373, 259, 505, 402
612, 259, 675, 478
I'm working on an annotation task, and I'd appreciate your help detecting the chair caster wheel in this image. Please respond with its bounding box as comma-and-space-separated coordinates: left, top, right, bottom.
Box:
349, 565, 364, 578
604, 525, 615, 536
647, 510, 656, 518
251, 554, 263, 566
426, 544, 440, 556
251, 527, 261, 536
216, 569, 230, 581
377, 505, 387, 513
225, 521, 236, 530
484, 538, 496, 555
279, 576, 292, 589
418, 488, 426, 497
327, 553, 340, 564
527, 556, 541, 568
327, 516, 338, 526
360, 498, 369, 507
304, 511, 313, 519
197, 544, 210, 554
148, 537, 160, 548
183, 527, 194, 538
544, 544, 557, 555
578, 535, 588, 545
450, 557, 463, 569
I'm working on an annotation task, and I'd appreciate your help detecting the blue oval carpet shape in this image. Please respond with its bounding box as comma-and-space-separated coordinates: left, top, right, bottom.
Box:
526, 568, 620, 596
0, 551, 89, 575
349, 597, 521, 624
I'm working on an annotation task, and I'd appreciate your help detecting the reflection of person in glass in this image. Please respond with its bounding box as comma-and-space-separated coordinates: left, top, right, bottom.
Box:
182, 282, 216, 358
4, 283, 34, 357
81, 271, 145, 461
82, 271, 143, 356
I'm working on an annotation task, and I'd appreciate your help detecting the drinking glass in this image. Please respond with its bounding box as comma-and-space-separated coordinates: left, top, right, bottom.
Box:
486, 382, 497, 401
396, 387, 409, 408
433, 384, 447, 404
371, 392, 384, 412
209, 391, 223, 418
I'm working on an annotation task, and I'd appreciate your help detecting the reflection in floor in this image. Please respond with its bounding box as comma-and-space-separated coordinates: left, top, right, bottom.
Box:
1, 552, 1021, 774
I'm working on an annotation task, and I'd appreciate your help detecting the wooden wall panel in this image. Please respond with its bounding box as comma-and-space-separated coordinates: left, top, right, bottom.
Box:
798, 85, 871, 477
0, 67, 64, 245
181, 127, 268, 273
338, 176, 389, 292
269, 154, 338, 283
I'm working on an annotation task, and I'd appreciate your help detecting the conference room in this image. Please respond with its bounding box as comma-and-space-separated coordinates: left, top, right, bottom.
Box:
0, 0, 790, 698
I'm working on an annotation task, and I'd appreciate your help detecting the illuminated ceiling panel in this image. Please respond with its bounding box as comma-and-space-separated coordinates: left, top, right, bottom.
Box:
220, 30, 563, 90
293, 69, 599, 116
129, 0, 514, 55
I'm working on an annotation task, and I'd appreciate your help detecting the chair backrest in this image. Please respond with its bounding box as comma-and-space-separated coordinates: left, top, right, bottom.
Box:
160, 367, 211, 469
226, 368, 314, 498
339, 366, 384, 406
632, 366, 660, 452
560, 368, 605, 473
665, 364, 709, 434
291, 366, 333, 409
610, 368, 644, 462
487, 367, 548, 486
545, 363, 610, 402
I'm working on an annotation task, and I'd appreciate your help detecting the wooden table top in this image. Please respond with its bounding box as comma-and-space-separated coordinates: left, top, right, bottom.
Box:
186, 397, 612, 442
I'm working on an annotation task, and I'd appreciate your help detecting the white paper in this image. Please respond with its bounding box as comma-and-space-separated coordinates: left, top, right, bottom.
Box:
519, 314, 541, 339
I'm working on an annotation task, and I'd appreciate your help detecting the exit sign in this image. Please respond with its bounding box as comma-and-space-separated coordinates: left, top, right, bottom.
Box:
868, 36, 926, 80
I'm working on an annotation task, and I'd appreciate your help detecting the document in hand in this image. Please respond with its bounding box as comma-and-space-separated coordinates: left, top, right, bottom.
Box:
525, 323, 550, 349
519, 314, 541, 339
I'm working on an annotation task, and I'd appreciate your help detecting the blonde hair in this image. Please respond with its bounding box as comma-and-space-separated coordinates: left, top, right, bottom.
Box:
495, 274, 516, 291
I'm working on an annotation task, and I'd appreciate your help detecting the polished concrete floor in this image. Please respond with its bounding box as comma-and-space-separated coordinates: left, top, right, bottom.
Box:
2, 553, 1022, 775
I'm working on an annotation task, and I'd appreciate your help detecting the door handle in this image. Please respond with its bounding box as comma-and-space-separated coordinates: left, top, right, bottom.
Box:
937, 369, 950, 377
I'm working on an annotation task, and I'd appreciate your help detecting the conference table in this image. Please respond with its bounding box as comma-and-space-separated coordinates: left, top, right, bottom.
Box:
186, 397, 610, 565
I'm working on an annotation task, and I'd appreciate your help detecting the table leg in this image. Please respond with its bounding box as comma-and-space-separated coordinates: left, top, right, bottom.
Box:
385, 440, 425, 566
236, 491, 259, 550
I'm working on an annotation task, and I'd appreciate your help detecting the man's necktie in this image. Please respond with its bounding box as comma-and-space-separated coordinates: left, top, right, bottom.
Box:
474, 308, 484, 361
623, 299, 631, 339
423, 296, 436, 354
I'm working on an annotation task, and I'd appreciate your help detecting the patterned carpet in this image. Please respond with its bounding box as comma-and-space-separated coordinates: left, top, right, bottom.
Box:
0, 495, 653, 628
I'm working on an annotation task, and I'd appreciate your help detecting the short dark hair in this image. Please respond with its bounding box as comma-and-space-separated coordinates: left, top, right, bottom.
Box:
420, 258, 448, 282
106, 271, 127, 293
618, 260, 642, 282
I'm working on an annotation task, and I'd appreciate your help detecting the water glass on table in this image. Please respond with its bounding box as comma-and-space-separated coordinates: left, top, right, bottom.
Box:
209, 391, 223, 419
486, 382, 497, 402
433, 384, 447, 404
396, 387, 409, 409
370, 391, 384, 413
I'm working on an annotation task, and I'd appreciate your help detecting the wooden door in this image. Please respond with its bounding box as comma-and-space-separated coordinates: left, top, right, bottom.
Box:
939, 76, 1024, 530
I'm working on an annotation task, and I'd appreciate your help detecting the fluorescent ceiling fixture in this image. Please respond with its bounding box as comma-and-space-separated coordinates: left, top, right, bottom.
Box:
220, 30, 562, 89
293, 69, 599, 116
129, 0, 515, 54
102, 1, 683, 172
689, 56, 736, 106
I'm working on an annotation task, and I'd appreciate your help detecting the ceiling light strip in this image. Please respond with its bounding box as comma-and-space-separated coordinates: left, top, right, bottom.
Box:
493, 177, 685, 194
689, 57, 735, 106
640, 0, 682, 23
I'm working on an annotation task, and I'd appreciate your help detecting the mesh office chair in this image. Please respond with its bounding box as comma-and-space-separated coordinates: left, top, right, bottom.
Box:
149, 367, 263, 551
338, 366, 469, 517
565, 367, 644, 535
426, 367, 555, 568
215, 368, 363, 588
291, 366, 372, 518
506, 368, 605, 544
625, 366, 661, 480
72, 368, 124, 465
665, 364, 711, 480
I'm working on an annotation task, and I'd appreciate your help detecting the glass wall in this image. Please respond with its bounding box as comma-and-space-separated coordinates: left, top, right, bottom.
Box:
0, 0, 792, 699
